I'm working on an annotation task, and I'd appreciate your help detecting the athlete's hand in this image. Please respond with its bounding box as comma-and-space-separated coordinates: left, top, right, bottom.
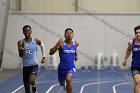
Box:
75, 56, 78, 62
56, 39, 63, 49
17, 40, 24, 57
19, 40, 24, 50
41, 57, 45, 64
122, 60, 127, 66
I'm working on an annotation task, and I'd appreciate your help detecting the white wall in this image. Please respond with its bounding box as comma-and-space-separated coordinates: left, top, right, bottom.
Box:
0, 0, 10, 69
0, 0, 10, 52
2, 12, 140, 69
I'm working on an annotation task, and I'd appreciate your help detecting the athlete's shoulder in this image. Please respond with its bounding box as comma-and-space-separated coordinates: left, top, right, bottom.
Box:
74, 40, 79, 47
35, 38, 41, 45
128, 39, 132, 46
35, 37, 40, 41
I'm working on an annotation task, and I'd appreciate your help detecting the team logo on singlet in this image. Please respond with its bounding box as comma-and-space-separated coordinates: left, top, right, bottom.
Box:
133, 47, 140, 51
64, 50, 75, 53
25, 48, 33, 54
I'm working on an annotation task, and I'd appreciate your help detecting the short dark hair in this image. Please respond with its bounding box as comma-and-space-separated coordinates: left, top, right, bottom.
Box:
134, 25, 140, 33
23, 25, 31, 31
65, 28, 73, 34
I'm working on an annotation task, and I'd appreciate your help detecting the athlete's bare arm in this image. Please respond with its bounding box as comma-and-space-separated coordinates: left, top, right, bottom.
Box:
122, 40, 132, 66
17, 40, 24, 57
36, 38, 45, 64
49, 39, 63, 55
75, 41, 79, 62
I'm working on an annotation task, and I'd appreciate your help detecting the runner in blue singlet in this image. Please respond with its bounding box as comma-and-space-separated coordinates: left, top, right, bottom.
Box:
49, 28, 79, 93
123, 25, 140, 93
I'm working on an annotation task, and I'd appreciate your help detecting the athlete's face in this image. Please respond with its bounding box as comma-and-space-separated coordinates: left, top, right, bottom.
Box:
23, 27, 32, 38
64, 30, 74, 40
135, 29, 140, 40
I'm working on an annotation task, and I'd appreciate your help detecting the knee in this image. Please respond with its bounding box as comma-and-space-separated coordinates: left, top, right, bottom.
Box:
66, 77, 72, 84
29, 75, 36, 85
29, 78, 35, 85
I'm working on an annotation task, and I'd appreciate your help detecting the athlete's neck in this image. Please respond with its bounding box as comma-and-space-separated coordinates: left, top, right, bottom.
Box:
65, 39, 72, 44
24, 37, 32, 43
65, 40, 72, 47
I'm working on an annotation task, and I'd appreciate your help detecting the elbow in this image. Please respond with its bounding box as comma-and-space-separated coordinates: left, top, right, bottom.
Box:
19, 54, 23, 57
49, 50, 53, 55
19, 52, 23, 57
49, 52, 53, 55
49, 48, 56, 55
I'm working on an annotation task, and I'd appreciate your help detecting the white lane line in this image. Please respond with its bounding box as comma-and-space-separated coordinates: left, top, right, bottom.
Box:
44, 79, 100, 93
45, 79, 102, 93
112, 82, 133, 93
11, 85, 24, 93
80, 80, 126, 93
46, 83, 59, 93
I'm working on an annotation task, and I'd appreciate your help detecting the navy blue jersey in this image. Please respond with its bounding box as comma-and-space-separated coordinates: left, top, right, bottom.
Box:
22, 37, 38, 67
131, 38, 140, 67
58, 40, 76, 69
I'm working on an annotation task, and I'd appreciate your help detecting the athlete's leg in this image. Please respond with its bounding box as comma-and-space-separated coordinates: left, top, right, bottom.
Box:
65, 68, 76, 93
66, 73, 73, 93
29, 65, 38, 93
132, 67, 140, 93
29, 74, 37, 93
133, 74, 140, 93
23, 67, 31, 93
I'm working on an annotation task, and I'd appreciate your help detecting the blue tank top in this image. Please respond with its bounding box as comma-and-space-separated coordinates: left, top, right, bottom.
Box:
131, 38, 140, 67
59, 40, 76, 69
22, 37, 38, 67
